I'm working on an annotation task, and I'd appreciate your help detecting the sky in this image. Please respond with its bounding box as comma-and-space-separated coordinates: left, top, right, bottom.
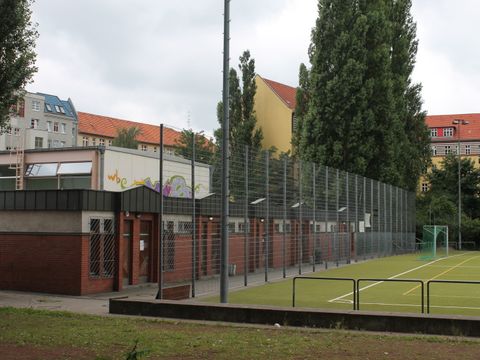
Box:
28, 1, 480, 136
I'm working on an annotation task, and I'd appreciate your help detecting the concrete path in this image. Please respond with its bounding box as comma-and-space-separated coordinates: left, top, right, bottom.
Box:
0, 262, 344, 316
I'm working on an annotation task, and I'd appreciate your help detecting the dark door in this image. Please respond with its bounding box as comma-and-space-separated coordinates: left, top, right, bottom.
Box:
122, 220, 133, 285
139, 221, 151, 282
202, 222, 208, 276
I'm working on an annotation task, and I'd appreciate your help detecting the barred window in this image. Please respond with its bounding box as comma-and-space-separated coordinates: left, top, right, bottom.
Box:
163, 221, 175, 271
177, 221, 192, 234
89, 218, 115, 278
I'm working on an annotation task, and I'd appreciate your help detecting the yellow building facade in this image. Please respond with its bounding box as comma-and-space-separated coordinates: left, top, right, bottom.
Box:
254, 75, 296, 154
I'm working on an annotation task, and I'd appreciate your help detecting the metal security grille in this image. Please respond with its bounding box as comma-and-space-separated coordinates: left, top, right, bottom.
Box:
89, 217, 116, 278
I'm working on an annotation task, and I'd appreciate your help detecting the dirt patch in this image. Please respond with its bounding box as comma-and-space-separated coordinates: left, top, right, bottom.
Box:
0, 343, 96, 360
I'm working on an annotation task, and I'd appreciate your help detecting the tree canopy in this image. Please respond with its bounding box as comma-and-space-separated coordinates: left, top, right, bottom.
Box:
174, 129, 215, 164
112, 127, 141, 149
0, 0, 38, 132
296, 0, 430, 191
215, 50, 264, 198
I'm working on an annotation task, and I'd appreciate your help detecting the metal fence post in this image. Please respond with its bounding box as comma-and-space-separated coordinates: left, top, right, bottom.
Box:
377, 180, 381, 257
244, 145, 249, 286
299, 160, 303, 275
370, 179, 374, 258
156, 124, 164, 300
283, 156, 287, 278
312, 163, 316, 272
325, 166, 329, 269
355, 174, 358, 262
336, 169, 339, 267
363, 176, 366, 260
191, 131, 196, 297
265, 150, 269, 282
346, 171, 350, 264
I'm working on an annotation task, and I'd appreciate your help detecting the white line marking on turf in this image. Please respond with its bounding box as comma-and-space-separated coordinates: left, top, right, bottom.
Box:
328, 253, 468, 304
352, 301, 480, 311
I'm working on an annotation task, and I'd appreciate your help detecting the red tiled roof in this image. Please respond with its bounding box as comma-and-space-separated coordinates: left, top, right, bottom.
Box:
261, 76, 297, 110
426, 113, 480, 141
78, 112, 181, 146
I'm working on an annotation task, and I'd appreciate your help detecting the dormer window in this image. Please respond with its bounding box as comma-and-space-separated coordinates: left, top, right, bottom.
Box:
54, 105, 61, 112
45, 104, 52, 112
443, 127, 453, 137
59, 106, 65, 114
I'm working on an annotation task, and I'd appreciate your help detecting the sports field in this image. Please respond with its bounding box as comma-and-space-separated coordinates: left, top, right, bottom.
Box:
210, 251, 480, 317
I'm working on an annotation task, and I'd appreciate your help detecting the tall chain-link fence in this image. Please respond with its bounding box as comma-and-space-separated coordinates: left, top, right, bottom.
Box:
159, 126, 416, 297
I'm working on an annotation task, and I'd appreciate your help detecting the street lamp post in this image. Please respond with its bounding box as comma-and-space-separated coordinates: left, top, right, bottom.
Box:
452, 119, 469, 250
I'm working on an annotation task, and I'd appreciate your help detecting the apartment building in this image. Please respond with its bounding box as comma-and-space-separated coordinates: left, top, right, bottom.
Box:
0, 92, 78, 151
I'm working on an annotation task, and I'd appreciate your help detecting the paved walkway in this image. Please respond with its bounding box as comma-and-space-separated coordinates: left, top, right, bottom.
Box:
0, 262, 348, 316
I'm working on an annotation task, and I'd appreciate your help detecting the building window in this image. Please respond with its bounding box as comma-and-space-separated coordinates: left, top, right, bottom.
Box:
53, 122, 59, 132
45, 103, 52, 112
141, 144, 147, 151
430, 128, 437, 137
445, 145, 452, 154
30, 118, 39, 129
238, 222, 250, 233
99, 138, 105, 146
164, 221, 175, 271
92, 138, 96, 146
54, 105, 61, 112
53, 140, 60, 148
421, 183, 428, 192
108, 139, 112, 146
466, 145, 471, 155
61, 123, 66, 134
153, 146, 157, 153
47, 121, 52, 132
48, 139, 52, 148
443, 127, 453, 137
32, 100, 40, 111
177, 221, 192, 234
89, 218, 115, 278
14, 128, 20, 136
228, 222, 236, 233
59, 106, 65, 114
431, 145, 437, 156
34, 137, 43, 149
60, 141, 66, 148
82, 137, 89, 147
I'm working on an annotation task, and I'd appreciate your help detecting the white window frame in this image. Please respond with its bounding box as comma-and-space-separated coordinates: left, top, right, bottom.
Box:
430, 128, 437, 137
47, 121, 52, 132
465, 144, 471, 155
53, 122, 59, 133
421, 183, 428, 192
61, 123, 66, 134
443, 127, 453, 137
141, 144, 147, 151
32, 100, 40, 111
30, 118, 39, 129
82, 137, 89, 147
445, 145, 452, 154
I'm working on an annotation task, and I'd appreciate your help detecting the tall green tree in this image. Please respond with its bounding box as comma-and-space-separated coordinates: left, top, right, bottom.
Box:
298, 0, 429, 191
426, 155, 480, 219
215, 50, 264, 198
390, 0, 431, 190
175, 129, 215, 164
112, 127, 141, 149
292, 63, 310, 156
0, 0, 38, 132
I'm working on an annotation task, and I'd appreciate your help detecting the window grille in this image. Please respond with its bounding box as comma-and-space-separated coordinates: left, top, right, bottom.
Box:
89, 217, 116, 278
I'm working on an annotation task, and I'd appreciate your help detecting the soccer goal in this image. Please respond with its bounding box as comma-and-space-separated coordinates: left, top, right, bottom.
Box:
418, 225, 449, 260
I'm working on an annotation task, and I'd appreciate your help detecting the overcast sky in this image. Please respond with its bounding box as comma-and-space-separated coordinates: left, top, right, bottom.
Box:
28, 1, 480, 135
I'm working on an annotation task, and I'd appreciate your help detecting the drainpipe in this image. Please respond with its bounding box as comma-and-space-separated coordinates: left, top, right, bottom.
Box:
99, 146, 105, 190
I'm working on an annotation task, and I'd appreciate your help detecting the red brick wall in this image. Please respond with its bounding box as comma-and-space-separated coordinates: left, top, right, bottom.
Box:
0, 233, 83, 295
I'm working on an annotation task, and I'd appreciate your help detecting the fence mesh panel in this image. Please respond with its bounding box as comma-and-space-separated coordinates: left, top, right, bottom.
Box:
157, 126, 417, 298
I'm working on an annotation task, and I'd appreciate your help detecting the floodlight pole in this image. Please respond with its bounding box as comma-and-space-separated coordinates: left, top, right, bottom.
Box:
452, 119, 469, 250
220, 0, 231, 303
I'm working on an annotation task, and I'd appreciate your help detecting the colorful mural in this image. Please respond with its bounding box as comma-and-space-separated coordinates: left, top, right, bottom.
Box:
107, 169, 202, 198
